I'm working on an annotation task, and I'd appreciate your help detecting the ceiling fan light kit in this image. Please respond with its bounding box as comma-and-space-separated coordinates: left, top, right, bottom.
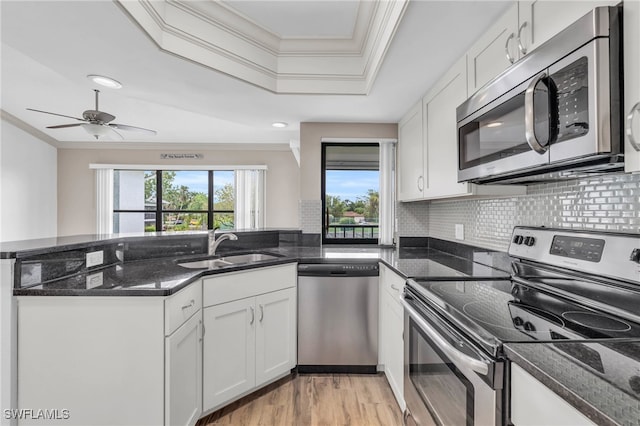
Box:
26, 89, 156, 140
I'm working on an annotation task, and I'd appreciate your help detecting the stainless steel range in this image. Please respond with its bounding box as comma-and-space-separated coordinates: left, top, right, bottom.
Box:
401, 226, 640, 426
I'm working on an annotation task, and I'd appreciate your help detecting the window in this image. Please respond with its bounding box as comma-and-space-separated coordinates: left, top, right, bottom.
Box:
322, 143, 380, 244
94, 165, 266, 234
113, 170, 235, 233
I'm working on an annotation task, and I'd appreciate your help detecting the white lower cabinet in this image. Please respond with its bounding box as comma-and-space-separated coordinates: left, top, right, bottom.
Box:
255, 288, 297, 386
511, 363, 595, 426
379, 264, 405, 411
203, 297, 256, 409
16, 281, 203, 426
201, 264, 297, 414
166, 312, 203, 426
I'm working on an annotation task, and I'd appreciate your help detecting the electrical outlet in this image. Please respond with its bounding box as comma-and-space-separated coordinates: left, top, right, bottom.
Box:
455, 224, 464, 240
86, 250, 104, 268
86, 272, 103, 289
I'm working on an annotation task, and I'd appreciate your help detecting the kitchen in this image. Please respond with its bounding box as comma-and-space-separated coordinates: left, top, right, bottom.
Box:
1, 1, 639, 425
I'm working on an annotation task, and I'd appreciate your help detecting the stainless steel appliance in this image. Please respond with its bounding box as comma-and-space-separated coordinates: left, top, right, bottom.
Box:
297, 263, 379, 373
402, 227, 640, 425
457, 6, 623, 184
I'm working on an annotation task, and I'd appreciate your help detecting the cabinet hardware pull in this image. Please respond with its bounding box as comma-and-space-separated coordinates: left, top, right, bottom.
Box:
259, 304, 264, 322
517, 21, 528, 55
201, 320, 205, 339
627, 101, 640, 152
249, 306, 255, 325
181, 299, 195, 310
505, 33, 516, 64
391, 284, 400, 292
417, 175, 424, 192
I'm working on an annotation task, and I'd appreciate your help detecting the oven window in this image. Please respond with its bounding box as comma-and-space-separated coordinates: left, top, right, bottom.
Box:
458, 93, 531, 170
409, 317, 474, 426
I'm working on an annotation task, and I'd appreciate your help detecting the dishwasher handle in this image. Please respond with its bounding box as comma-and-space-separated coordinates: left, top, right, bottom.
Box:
297, 263, 379, 277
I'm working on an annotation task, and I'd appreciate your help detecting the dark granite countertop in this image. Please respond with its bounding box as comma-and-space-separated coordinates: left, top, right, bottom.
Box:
505, 342, 640, 426
11, 234, 510, 296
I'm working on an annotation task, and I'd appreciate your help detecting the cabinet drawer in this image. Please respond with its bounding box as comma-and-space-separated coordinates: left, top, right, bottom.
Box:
203, 264, 297, 307
382, 265, 405, 300
165, 281, 202, 336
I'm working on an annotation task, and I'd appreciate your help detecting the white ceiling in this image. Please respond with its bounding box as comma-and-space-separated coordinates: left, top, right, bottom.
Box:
0, 0, 510, 147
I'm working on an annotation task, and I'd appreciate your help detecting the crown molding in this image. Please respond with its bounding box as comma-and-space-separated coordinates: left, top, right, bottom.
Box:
115, 0, 408, 94
1, 109, 62, 148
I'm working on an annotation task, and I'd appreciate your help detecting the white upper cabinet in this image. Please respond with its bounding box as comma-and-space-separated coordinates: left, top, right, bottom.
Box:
423, 57, 470, 199
625, 0, 640, 172
467, 3, 519, 95
518, 1, 620, 57
398, 101, 425, 201
468, 1, 618, 95
398, 57, 525, 201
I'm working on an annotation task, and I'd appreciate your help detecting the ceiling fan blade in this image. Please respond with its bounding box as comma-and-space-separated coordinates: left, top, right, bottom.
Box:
109, 123, 157, 135
26, 108, 86, 122
46, 123, 84, 129
109, 127, 124, 140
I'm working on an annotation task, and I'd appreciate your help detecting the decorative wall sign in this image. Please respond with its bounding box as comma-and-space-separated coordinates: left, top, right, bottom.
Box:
160, 153, 203, 160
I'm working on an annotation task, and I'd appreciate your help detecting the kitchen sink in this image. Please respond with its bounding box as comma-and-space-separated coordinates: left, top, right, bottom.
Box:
178, 252, 282, 269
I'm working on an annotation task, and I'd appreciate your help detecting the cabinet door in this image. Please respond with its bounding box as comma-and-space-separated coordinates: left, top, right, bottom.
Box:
625, 0, 640, 172
384, 294, 405, 412
398, 101, 425, 201
165, 312, 202, 426
255, 287, 297, 386
379, 266, 405, 411
203, 298, 256, 411
518, 1, 619, 57
467, 3, 518, 94
424, 56, 470, 199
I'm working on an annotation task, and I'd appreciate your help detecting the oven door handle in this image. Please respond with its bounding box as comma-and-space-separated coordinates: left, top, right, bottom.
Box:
400, 295, 489, 376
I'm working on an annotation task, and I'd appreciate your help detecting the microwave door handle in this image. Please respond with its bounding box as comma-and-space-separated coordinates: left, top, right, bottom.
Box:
627, 101, 640, 152
400, 295, 489, 376
525, 71, 549, 154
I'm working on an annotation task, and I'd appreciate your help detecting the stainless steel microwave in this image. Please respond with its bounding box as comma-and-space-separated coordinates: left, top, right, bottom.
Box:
457, 6, 623, 184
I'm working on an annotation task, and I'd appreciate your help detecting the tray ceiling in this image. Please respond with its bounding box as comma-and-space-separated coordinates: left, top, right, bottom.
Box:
117, 0, 407, 94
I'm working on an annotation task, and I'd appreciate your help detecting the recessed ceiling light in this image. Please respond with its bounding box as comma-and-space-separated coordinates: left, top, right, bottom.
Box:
272, 122, 288, 128
87, 74, 122, 89
486, 121, 503, 128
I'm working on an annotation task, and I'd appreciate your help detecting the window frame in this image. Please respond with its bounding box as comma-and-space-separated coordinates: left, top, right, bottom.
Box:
321, 142, 379, 245
112, 169, 234, 232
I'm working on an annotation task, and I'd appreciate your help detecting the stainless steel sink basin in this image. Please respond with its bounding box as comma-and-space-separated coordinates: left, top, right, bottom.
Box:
178, 253, 281, 269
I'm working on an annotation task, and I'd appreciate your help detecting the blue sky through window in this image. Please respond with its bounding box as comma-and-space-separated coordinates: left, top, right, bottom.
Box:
172, 171, 234, 194
326, 170, 379, 201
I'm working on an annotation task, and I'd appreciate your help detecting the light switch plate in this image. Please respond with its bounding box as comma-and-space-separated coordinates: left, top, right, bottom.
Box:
86, 250, 104, 268
455, 224, 464, 240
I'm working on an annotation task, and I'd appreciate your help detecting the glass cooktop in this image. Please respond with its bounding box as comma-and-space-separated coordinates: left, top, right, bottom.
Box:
407, 278, 640, 357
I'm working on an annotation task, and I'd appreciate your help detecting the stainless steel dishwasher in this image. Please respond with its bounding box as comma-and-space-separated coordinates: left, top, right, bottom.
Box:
297, 263, 379, 373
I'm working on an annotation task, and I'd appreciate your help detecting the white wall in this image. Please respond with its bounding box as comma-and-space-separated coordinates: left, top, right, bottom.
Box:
0, 118, 57, 242
57, 147, 299, 236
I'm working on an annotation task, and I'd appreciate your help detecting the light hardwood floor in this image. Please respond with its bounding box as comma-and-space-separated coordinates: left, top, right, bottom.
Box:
197, 373, 403, 426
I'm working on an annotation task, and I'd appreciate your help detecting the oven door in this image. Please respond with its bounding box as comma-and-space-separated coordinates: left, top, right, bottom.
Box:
401, 291, 502, 426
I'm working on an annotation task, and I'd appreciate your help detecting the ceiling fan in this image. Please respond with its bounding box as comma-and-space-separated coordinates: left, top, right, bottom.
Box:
27, 89, 157, 140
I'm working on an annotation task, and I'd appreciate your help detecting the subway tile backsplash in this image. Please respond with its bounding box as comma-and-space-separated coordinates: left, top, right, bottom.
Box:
299, 199, 322, 234
397, 172, 640, 252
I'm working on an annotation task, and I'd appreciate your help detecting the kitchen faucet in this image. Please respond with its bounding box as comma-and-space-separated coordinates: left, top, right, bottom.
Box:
208, 229, 238, 256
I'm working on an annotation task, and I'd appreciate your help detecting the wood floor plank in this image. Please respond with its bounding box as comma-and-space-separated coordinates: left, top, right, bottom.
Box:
197, 373, 402, 426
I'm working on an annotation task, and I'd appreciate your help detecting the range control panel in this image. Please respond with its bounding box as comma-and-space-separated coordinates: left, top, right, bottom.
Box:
508, 226, 640, 284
